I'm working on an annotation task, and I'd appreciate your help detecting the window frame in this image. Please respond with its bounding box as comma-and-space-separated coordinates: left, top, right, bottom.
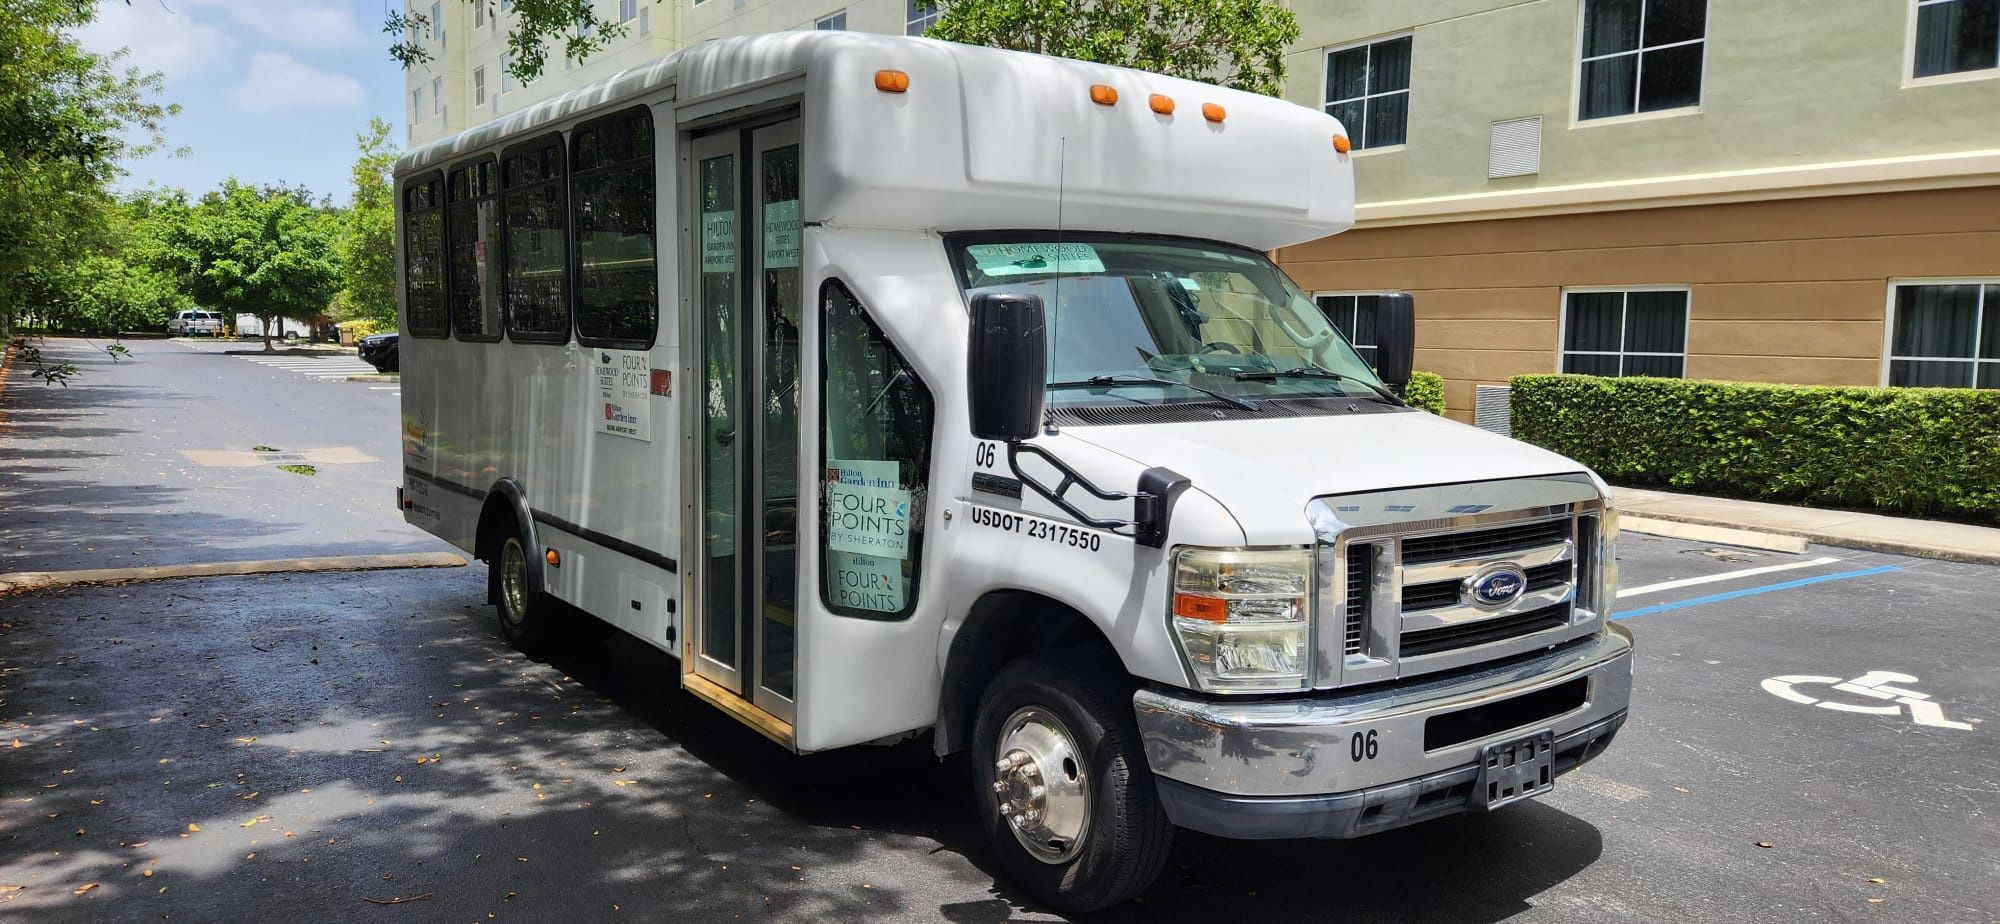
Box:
1881, 278, 2000, 387
498, 132, 575, 346
401, 170, 451, 339
1320, 32, 1414, 153
1905, 0, 2000, 86
432, 76, 443, 116
1571, 0, 1710, 125
446, 155, 504, 343
473, 66, 487, 107
816, 10, 847, 30
817, 276, 937, 622
569, 105, 660, 351
1313, 290, 1394, 371
906, 0, 941, 36
1556, 285, 1692, 377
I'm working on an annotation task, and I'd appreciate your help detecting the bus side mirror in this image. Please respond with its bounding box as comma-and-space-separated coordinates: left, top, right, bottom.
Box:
1374, 292, 1416, 398
967, 292, 1047, 442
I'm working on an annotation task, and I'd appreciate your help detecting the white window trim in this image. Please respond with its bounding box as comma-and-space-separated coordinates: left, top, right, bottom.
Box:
1312, 290, 1396, 357
1903, 0, 2000, 88
1320, 31, 1414, 151
1569, 0, 1711, 126
1880, 277, 2000, 387
817, 10, 847, 30
473, 66, 487, 107
906, 0, 942, 35
1556, 285, 1693, 375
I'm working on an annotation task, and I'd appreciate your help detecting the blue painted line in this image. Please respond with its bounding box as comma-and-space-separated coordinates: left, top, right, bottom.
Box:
1613, 564, 1902, 620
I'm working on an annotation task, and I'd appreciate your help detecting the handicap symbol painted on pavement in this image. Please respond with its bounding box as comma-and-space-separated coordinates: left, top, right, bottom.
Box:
1761, 670, 1975, 731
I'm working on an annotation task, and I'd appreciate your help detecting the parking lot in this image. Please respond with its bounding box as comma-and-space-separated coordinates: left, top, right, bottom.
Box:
1, 339, 1995, 922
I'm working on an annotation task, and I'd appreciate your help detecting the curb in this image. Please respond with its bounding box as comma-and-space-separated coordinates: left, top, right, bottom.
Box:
344, 374, 399, 382
1619, 516, 1808, 554
1617, 509, 2000, 567
0, 552, 467, 594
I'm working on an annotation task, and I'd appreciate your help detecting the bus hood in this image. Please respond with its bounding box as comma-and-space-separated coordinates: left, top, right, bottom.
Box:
1059, 409, 1596, 543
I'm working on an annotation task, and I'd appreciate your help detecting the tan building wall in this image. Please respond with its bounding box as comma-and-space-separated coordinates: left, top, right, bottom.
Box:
1277, 186, 2000, 421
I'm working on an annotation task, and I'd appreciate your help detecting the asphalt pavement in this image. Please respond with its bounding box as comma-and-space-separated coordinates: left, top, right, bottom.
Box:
1, 336, 1996, 923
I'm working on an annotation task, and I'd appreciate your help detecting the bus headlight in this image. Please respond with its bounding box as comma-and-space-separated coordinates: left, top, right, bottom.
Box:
1170, 546, 1313, 693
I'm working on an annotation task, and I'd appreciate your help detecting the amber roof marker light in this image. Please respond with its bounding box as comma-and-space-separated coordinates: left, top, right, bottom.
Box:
1333, 133, 1352, 154
1148, 94, 1175, 115
1090, 84, 1119, 106
1202, 103, 1227, 123
874, 69, 910, 93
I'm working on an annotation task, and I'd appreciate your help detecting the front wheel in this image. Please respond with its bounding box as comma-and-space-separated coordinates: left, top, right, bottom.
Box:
494, 534, 553, 651
972, 652, 1172, 914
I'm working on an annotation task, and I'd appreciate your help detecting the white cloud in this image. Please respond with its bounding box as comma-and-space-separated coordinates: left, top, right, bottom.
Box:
195, 0, 370, 52
75, 0, 234, 81
232, 52, 365, 114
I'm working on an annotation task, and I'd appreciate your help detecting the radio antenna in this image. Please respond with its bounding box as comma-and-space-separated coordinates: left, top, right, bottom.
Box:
1048, 136, 1066, 436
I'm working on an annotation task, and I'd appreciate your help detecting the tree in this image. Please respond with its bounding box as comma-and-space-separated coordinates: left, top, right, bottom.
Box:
35, 192, 193, 336
336, 117, 400, 326
0, 0, 177, 338
389, 0, 633, 85
160, 181, 344, 352
928, 0, 1301, 96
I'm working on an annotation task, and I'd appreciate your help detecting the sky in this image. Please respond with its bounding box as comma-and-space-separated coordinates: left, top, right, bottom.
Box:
75, 0, 412, 206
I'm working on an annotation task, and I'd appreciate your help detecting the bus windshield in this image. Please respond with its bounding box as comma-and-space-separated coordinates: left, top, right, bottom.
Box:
955, 236, 1391, 408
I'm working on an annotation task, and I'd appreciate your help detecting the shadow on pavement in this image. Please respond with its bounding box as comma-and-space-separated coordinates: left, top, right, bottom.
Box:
0, 566, 1604, 923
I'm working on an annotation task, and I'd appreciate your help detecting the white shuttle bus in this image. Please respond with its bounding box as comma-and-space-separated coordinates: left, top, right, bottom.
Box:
395, 32, 1633, 911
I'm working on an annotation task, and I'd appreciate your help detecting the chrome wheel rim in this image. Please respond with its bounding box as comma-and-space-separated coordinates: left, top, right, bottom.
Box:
499, 539, 528, 627
992, 706, 1090, 864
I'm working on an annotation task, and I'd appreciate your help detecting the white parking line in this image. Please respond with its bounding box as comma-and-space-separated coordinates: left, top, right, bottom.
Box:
1616, 556, 1841, 599
368, 386, 399, 390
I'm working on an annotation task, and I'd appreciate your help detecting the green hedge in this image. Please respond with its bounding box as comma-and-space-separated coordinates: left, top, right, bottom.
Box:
1406, 370, 1446, 416
1510, 375, 2000, 522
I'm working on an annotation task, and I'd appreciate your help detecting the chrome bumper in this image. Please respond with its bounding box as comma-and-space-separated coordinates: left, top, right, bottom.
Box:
1134, 624, 1633, 836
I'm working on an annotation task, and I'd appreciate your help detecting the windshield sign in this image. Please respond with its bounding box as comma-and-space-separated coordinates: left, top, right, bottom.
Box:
958, 237, 1391, 408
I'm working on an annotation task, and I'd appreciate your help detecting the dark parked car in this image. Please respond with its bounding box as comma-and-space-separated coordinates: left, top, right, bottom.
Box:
359, 332, 399, 373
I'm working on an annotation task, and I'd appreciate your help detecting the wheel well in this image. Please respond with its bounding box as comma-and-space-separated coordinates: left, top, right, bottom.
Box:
474, 495, 517, 565
936, 591, 1124, 756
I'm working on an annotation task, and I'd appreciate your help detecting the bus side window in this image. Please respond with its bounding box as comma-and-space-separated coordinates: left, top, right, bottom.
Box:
819, 280, 934, 621
402, 172, 450, 338
448, 158, 502, 341
500, 134, 572, 344
572, 107, 657, 348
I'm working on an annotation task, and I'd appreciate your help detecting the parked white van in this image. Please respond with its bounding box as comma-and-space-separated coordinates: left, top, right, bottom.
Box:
394, 32, 1632, 912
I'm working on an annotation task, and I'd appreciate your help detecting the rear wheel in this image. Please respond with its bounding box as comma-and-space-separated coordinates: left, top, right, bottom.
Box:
971, 652, 1172, 914
494, 534, 553, 651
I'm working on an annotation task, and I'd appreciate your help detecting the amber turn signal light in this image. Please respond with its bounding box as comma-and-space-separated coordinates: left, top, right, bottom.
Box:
1172, 594, 1229, 623
1089, 84, 1119, 106
874, 69, 910, 93
545, 548, 561, 567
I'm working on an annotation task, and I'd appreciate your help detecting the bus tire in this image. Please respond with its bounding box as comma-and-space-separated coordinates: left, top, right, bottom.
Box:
493, 533, 553, 651
971, 651, 1172, 913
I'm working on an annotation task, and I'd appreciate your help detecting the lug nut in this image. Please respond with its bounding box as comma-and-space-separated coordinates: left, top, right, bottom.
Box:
994, 758, 1012, 772
1029, 784, 1046, 799
1023, 809, 1041, 824
1011, 814, 1026, 827
992, 781, 1009, 794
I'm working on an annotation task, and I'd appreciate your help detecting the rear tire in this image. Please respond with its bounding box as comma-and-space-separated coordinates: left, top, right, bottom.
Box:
971, 651, 1172, 914
493, 534, 553, 652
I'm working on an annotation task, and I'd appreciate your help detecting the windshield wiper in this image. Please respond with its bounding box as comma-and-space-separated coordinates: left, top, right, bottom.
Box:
1233, 365, 1405, 407
1049, 374, 1260, 412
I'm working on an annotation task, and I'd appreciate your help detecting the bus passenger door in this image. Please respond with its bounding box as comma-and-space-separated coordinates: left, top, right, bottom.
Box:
686, 119, 801, 730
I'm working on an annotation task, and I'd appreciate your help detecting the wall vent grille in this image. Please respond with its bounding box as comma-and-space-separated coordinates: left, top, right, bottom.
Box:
1489, 117, 1542, 179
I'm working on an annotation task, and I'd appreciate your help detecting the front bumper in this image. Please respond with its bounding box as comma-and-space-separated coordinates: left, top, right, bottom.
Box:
1134, 624, 1633, 840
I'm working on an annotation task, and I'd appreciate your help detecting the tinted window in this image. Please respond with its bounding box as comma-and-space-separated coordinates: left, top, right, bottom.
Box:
501, 136, 570, 343
402, 173, 449, 338
447, 158, 502, 341
572, 108, 657, 347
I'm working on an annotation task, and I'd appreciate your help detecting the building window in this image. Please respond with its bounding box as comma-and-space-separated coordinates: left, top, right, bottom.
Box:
1914, 0, 2000, 78
431, 77, 443, 115
473, 66, 487, 106
619, 0, 639, 23
1561, 289, 1688, 377
1888, 282, 2000, 388
412, 88, 423, 120
501, 53, 515, 93
430, 1, 444, 45
906, 0, 941, 36
572, 108, 658, 348
821, 279, 935, 620
817, 10, 847, 30
447, 158, 502, 342
1578, 0, 1706, 120
1315, 294, 1386, 369
473, 0, 484, 28
1323, 35, 1411, 150
402, 174, 450, 338
500, 135, 572, 344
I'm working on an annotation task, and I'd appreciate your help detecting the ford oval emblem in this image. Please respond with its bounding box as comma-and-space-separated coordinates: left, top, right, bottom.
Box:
1465, 564, 1528, 610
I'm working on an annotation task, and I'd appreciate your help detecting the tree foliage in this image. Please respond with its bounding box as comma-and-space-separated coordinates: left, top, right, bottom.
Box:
928, 0, 1301, 96
158, 181, 344, 351
0, 0, 178, 337
335, 117, 400, 325
389, 0, 634, 84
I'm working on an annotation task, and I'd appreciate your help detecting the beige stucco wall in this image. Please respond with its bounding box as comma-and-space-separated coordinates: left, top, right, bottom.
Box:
1277, 186, 2000, 420
1280, 0, 2000, 207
